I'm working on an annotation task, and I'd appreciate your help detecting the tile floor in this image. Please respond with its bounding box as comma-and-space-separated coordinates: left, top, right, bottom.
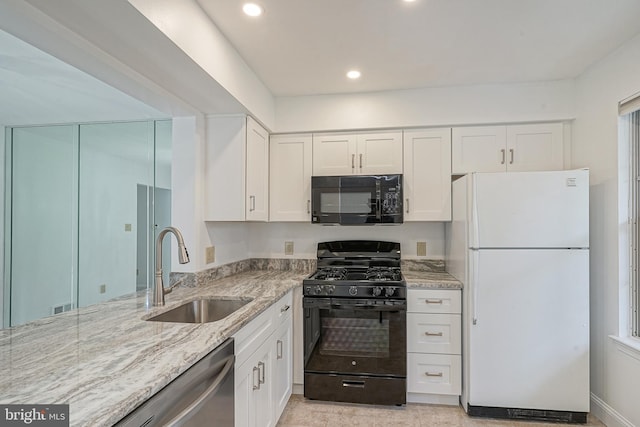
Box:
276, 394, 605, 427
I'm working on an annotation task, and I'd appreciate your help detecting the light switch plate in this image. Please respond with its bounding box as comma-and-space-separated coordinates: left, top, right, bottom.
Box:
99, 284, 106, 294
417, 242, 427, 257
284, 241, 294, 255
206, 246, 215, 264
124, 224, 132, 232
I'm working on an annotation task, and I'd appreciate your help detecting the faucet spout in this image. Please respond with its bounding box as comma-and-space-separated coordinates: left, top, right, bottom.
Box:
154, 227, 190, 306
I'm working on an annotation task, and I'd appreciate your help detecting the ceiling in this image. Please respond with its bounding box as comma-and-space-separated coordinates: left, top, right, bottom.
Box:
197, 0, 640, 97
0, 28, 165, 127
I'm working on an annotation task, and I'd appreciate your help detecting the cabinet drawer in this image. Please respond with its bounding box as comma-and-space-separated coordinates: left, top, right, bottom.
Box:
407, 353, 461, 395
233, 305, 274, 368
407, 313, 461, 354
407, 289, 461, 314
274, 291, 293, 325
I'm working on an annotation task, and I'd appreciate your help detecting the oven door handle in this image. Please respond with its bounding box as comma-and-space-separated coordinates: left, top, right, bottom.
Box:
330, 303, 406, 311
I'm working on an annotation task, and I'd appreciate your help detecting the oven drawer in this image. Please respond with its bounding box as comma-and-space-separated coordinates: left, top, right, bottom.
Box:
407, 289, 461, 314
407, 313, 461, 354
407, 353, 461, 395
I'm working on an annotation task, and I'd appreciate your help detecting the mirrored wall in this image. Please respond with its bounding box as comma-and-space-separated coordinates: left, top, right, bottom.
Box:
3, 119, 171, 327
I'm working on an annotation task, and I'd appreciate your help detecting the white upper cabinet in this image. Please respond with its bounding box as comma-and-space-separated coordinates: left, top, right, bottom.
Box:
312, 131, 402, 175
311, 133, 357, 176
506, 123, 564, 172
403, 128, 452, 221
269, 134, 313, 222
452, 126, 507, 174
357, 132, 403, 174
205, 115, 269, 221
246, 117, 269, 221
452, 123, 563, 174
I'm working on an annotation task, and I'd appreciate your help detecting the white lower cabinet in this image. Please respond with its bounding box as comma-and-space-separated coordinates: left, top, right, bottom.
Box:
407, 289, 461, 405
273, 318, 293, 420
234, 291, 292, 427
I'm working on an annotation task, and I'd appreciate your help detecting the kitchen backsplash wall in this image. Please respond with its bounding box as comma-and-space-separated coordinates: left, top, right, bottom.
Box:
247, 222, 445, 259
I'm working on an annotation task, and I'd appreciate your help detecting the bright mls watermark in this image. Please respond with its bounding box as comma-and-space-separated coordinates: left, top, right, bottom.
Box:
0, 405, 69, 426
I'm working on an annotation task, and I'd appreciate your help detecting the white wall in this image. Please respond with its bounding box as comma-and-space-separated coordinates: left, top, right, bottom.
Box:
274, 79, 576, 132
572, 32, 640, 427
127, 0, 276, 130
248, 222, 445, 260
0, 127, 5, 329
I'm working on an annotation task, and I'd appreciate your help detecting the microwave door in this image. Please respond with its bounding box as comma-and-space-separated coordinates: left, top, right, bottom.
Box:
339, 189, 375, 224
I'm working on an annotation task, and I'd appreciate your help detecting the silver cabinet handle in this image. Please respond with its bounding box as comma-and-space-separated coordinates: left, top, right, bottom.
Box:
258, 361, 265, 385
342, 380, 365, 388
252, 366, 260, 390
281, 304, 290, 313
425, 372, 444, 377
406, 198, 410, 214
277, 340, 283, 359
249, 195, 256, 212
359, 153, 363, 169
509, 148, 514, 164
351, 154, 355, 169
425, 299, 443, 304
166, 354, 235, 426
424, 331, 444, 337
500, 149, 506, 164
307, 199, 311, 214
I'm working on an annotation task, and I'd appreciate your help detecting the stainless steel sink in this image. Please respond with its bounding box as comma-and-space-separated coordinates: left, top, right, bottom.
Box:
146, 298, 253, 323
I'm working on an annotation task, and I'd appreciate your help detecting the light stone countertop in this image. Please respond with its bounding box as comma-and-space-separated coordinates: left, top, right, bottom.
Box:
0, 265, 459, 427
0, 269, 305, 427
404, 271, 462, 289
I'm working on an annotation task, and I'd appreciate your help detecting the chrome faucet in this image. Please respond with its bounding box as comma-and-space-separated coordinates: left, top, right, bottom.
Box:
153, 227, 190, 306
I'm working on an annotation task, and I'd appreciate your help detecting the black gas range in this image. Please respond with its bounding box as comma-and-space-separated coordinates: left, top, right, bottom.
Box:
303, 240, 407, 406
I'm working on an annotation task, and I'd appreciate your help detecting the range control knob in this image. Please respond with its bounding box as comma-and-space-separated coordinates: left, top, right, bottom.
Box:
314, 285, 323, 295
349, 286, 358, 296
326, 285, 335, 294
372, 286, 383, 297
385, 287, 397, 297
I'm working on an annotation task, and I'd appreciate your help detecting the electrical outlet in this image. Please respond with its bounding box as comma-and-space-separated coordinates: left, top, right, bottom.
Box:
284, 241, 294, 255
206, 246, 215, 264
417, 241, 427, 257
124, 223, 132, 232
99, 284, 106, 294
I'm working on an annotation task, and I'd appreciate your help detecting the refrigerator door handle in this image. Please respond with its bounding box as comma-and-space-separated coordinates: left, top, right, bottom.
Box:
471, 174, 479, 248
472, 249, 479, 325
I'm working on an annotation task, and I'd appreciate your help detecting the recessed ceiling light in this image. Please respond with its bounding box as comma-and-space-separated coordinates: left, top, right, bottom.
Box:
403, 0, 417, 2
346, 70, 361, 80
243, 3, 263, 17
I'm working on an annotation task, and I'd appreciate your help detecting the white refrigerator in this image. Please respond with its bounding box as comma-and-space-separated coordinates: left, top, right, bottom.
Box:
445, 169, 590, 422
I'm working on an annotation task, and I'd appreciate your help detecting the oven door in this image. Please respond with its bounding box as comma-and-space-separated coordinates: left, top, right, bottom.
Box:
303, 297, 406, 378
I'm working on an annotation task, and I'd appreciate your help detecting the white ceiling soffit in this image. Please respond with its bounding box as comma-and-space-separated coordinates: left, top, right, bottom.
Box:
197, 0, 640, 96
0, 29, 166, 127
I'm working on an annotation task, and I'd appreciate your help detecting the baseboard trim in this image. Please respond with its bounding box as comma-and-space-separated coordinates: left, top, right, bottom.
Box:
407, 393, 460, 406
292, 383, 304, 395
591, 393, 636, 427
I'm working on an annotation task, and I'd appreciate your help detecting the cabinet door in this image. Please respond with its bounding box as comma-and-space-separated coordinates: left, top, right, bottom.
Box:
403, 129, 452, 221
452, 126, 507, 174
273, 317, 293, 422
246, 117, 269, 221
357, 131, 403, 174
506, 123, 563, 172
312, 133, 357, 176
270, 134, 313, 221
235, 340, 274, 427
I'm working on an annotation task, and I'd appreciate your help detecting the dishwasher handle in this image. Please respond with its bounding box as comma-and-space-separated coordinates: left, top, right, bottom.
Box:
166, 354, 235, 427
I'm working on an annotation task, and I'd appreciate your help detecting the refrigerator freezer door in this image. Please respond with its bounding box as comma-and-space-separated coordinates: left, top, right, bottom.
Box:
470, 169, 589, 249
466, 248, 590, 412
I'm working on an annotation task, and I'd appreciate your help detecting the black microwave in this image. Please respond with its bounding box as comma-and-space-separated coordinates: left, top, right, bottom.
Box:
311, 175, 403, 225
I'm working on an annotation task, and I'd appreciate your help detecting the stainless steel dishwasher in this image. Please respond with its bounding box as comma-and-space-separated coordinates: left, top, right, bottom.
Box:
115, 338, 234, 427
